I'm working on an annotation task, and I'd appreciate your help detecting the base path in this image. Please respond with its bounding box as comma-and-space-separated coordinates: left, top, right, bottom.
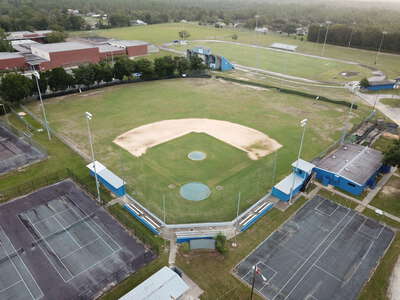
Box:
114, 118, 282, 160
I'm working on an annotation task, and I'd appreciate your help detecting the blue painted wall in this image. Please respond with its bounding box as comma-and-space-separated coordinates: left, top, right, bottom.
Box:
123, 204, 160, 235
89, 170, 126, 196
366, 84, 395, 91
271, 179, 303, 202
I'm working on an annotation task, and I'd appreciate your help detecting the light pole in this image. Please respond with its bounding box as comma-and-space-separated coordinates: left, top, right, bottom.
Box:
289, 118, 308, 204
33, 71, 51, 140
255, 15, 260, 69
374, 31, 387, 65
321, 21, 332, 57
85, 112, 101, 204
348, 22, 356, 48
340, 86, 356, 144
250, 263, 267, 300
0, 103, 8, 124
316, 24, 323, 44
233, 192, 241, 248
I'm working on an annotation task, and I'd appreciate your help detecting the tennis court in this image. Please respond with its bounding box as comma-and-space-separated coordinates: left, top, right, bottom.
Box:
234, 195, 394, 300
0, 122, 46, 175
0, 180, 154, 300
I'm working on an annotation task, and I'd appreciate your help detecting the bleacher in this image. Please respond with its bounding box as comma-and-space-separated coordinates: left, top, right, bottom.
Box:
124, 202, 162, 235
238, 201, 274, 232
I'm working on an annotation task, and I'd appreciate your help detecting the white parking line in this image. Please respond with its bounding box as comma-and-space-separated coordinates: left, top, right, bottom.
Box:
0, 280, 22, 293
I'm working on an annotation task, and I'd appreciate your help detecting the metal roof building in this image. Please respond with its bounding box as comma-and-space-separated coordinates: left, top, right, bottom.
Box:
314, 144, 389, 195
119, 267, 189, 300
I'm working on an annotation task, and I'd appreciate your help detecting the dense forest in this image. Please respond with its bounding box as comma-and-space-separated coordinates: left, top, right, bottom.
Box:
0, 0, 399, 52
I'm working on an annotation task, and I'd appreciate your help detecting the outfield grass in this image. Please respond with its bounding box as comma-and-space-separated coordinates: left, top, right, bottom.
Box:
172, 41, 372, 83
370, 176, 400, 217
380, 98, 400, 108
372, 135, 395, 152
79, 23, 400, 79
27, 78, 370, 223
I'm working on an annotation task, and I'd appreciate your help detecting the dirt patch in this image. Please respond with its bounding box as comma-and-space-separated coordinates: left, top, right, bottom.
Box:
383, 132, 400, 140
113, 118, 282, 160
381, 186, 400, 196
389, 256, 400, 300
340, 71, 360, 77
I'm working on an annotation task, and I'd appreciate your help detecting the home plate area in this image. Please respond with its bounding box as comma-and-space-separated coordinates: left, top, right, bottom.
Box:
234, 195, 394, 300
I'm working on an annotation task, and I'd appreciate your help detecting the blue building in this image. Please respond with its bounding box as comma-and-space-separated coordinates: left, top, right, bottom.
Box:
187, 47, 234, 72
86, 161, 126, 197
366, 80, 396, 91
314, 144, 389, 196
272, 159, 315, 202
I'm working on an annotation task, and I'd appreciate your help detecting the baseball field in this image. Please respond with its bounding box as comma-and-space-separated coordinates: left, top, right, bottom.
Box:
27, 78, 370, 223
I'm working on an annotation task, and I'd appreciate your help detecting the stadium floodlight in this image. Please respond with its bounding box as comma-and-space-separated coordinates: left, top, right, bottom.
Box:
32, 69, 51, 140
321, 21, 332, 57
289, 118, 308, 203
348, 22, 357, 48
250, 263, 267, 299
85, 112, 101, 204
374, 31, 388, 65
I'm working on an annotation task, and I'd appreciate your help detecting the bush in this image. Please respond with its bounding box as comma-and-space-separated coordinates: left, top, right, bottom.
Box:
215, 233, 228, 255
360, 78, 370, 88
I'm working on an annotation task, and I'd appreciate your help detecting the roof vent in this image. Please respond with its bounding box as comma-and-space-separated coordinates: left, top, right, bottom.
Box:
332, 155, 336, 159
344, 146, 348, 150
345, 159, 349, 163
344, 167, 350, 171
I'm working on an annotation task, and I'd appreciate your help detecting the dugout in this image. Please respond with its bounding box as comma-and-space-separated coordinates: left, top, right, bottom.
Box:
86, 161, 125, 196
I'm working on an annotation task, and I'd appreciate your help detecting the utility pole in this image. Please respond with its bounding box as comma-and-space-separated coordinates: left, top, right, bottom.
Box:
341, 87, 356, 144
374, 31, 387, 65
233, 192, 241, 247
33, 71, 51, 140
348, 22, 356, 47
85, 112, 101, 204
321, 21, 332, 57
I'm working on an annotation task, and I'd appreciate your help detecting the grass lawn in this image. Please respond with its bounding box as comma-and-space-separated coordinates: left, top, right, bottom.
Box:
317, 189, 358, 209
372, 135, 396, 152
77, 23, 400, 79
27, 78, 370, 223
380, 98, 400, 108
370, 176, 400, 217
172, 41, 372, 83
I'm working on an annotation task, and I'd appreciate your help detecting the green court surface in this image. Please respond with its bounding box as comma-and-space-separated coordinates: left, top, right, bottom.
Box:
27, 78, 370, 223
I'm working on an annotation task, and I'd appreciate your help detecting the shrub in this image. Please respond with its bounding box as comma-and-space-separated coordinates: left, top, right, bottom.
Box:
215, 233, 228, 255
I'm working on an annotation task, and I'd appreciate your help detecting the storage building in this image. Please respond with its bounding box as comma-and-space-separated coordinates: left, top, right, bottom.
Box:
314, 144, 390, 196
0, 52, 25, 70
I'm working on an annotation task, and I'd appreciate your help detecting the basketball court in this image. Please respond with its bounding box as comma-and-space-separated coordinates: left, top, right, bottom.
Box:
234, 195, 394, 300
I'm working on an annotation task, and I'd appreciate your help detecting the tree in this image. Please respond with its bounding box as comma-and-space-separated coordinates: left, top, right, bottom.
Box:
215, 233, 228, 255
72, 64, 96, 87
283, 24, 297, 36
109, 14, 129, 27
231, 34, 238, 40
174, 56, 190, 75
178, 30, 190, 40
360, 78, 369, 88
383, 140, 400, 167
134, 58, 154, 80
113, 57, 134, 80
189, 55, 206, 71
93, 63, 114, 83
0, 73, 33, 103
46, 31, 68, 43
0, 28, 12, 52
154, 56, 176, 77
47, 68, 74, 91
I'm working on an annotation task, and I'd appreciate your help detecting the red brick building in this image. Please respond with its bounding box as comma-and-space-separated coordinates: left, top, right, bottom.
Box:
0, 53, 26, 70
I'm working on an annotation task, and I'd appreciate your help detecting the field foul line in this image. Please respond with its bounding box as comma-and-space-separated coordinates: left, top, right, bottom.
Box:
0, 225, 44, 300
283, 213, 355, 300
271, 210, 351, 300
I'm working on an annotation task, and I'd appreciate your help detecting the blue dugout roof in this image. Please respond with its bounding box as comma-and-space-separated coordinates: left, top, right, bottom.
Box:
86, 161, 124, 189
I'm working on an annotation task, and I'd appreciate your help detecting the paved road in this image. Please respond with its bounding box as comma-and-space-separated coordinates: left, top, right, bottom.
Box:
354, 90, 400, 125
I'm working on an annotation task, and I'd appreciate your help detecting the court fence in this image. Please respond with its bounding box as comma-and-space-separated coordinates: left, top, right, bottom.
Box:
0, 168, 112, 204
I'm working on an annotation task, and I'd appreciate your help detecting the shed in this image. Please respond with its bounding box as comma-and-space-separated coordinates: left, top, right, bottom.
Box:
190, 239, 216, 250
314, 144, 389, 195
86, 161, 126, 196
119, 267, 189, 300
366, 80, 396, 91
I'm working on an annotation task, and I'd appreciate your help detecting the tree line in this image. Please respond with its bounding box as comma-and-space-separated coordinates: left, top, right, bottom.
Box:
308, 24, 400, 53
0, 55, 206, 103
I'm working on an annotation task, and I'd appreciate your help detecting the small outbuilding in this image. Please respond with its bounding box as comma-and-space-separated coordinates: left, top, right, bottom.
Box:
119, 266, 189, 300
314, 144, 390, 196
272, 159, 315, 202
366, 79, 396, 91
86, 161, 126, 196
